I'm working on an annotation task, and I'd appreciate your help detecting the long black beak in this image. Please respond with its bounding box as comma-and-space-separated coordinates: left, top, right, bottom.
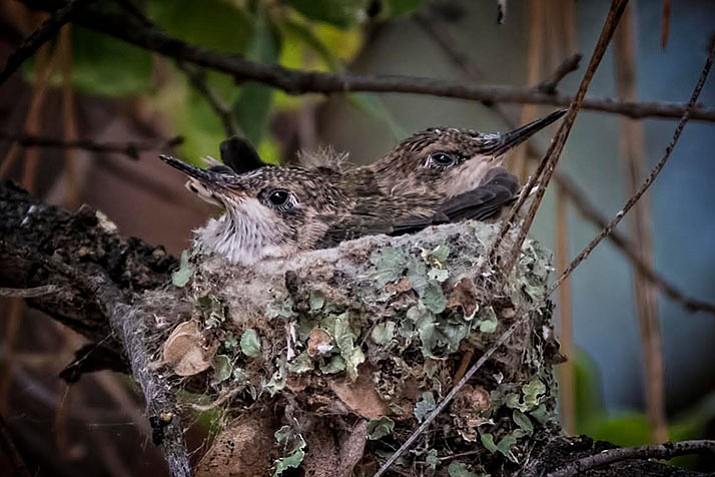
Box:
159, 154, 234, 189
490, 109, 567, 156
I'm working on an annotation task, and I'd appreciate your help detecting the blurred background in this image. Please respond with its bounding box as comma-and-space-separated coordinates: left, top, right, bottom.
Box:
0, 0, 714, 475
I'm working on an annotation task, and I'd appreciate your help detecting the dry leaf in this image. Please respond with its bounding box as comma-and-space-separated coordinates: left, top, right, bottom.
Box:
447, 277, 479, 317
330, 366, 387, 420
162, 321, 214, 376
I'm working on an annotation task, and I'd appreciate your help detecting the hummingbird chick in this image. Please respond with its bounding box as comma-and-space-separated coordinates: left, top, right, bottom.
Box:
160, 155, 353, 265
352, 108, 566, 200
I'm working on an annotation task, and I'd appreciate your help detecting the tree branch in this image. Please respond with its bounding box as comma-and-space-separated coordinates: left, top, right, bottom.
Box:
0, 0, 92, 85
547, 439, 715, 477
0, 132, 183, 160
20, 0, 715, 123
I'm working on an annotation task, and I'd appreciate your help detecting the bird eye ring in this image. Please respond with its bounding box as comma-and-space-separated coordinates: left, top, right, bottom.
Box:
426, 152, 457, 169
264, 188, 296, 211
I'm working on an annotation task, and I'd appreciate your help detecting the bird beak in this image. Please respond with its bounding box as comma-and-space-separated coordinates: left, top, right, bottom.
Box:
490, 109, 567, 156
159, 154, 245, 206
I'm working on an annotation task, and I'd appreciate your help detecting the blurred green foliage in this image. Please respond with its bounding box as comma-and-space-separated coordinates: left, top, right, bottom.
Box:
570, 350, 714, 457
30, 0, 424, 165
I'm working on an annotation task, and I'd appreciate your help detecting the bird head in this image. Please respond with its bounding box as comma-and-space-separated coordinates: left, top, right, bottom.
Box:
370, 109, 566, 197
159, 155, 350, 265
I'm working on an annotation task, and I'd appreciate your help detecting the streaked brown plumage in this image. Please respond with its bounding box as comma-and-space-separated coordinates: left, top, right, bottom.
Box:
161, 110, 563, 264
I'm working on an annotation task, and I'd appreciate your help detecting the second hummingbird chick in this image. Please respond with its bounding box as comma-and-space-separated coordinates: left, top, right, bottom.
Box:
346, 109, 566, 200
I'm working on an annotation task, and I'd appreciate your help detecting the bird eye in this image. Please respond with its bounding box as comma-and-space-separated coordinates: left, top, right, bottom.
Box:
427, 152, 457, 169
263, 188, 296, 211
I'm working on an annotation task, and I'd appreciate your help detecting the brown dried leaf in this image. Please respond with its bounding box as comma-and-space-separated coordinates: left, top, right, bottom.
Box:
162, 321, 214, 377
451, 384, 492, 442
447, 277, 479, 317
330, 366, 388, 420
307, 328, 334, 357
385, 276, 413, 294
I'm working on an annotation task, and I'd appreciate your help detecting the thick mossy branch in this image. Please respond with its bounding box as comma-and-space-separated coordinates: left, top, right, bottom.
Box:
0, 182, 176, 343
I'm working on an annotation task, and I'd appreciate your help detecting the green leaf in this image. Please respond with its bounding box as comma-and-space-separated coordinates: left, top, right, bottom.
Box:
477, 306, 498, 333
289, 352, 314, 373
522, 379, 546, 410
240, 329, 262, 357
425, 449, 438, 469
370, 247, 410, 287
421, 283, 446, 314
273, 426, 306, 476
513, 409, 534, 434
320, 355, 346, 374
280, 18, 341, 71
171, 250, 194, 287
147, 0, 252, 53
496, 435, 518, 462
480, 432, 498, 453
233, 7, 281, 144
370, 321, 396, 345
414, 391, 436, 422
71, 27, 153, 96
284, 0, 369, 29
366, 416, 394, 440
212, 354, 232, 383
309, 290, 326, 310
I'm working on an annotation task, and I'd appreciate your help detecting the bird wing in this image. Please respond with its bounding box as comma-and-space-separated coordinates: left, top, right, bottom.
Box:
438, 168, 520, 222
219, 136, 265, 173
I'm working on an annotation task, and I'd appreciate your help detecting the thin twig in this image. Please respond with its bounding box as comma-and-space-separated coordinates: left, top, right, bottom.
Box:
0, 285, 59, 298
547, 439, 715, 477
0, 0, 91, 85
175, 62, 240, 137
550, 37, 715, 294
373, 312, 530, 477
553, 171, 715, 314
499, 0, 630, 277
21, 0, 715, 123
536, 53, 582, 94
0, 132, 183, 160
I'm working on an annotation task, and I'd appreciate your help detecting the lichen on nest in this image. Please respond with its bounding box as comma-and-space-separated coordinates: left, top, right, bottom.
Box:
160, 221, 561, 476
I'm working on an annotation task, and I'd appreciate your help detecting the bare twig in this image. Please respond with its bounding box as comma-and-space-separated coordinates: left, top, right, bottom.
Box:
0, 285, 59, 298
0, 0, 90, 85
551, 37, 715, 294
0, 415, 32, 477
498, 0, 630, 276
547, 439, 715, 477
0, 132, 183, 160
373, 313, 530, 477
21, 0, 715, 123
536, 53, 583, 94
553, 172, 715, 314
175, 62, 240, 138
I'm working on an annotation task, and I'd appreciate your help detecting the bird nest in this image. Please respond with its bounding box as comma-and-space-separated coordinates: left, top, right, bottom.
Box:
150, 221, 560, 476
